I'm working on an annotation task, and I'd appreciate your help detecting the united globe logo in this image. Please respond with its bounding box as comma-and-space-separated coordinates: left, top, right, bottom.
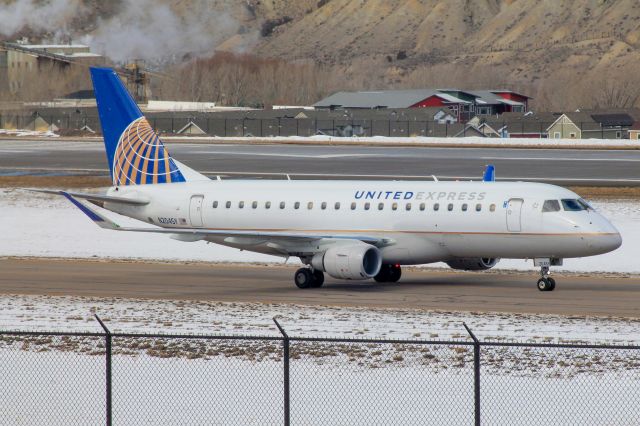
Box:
112, 118, 185, 186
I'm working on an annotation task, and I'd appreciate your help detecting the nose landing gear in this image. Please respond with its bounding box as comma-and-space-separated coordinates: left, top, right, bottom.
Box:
536, 264, 556, 292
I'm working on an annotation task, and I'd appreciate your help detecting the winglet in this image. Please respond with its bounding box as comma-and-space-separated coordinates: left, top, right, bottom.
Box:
61, 192, 121, 230
483, 164, 495, 182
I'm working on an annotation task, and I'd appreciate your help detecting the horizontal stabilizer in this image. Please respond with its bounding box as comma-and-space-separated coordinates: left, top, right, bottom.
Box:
28, 189, 149, 206
60, 192, 121, 230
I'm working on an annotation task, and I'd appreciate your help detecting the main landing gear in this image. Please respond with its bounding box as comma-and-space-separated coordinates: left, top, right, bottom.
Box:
536, 265, 556, 292
294, 268, 324, 289
374, 264, 402, 283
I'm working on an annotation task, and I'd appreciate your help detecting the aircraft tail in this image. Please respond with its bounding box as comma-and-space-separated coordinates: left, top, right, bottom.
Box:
90, 67, 190, 186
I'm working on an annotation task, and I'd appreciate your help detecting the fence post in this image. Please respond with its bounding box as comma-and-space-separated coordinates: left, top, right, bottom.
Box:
463, 323, 480, 426
273, 318, 290, 426
95, 314, 112, 426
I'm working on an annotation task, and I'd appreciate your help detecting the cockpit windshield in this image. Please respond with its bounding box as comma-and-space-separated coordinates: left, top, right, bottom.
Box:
542, 199, 593, 213
561, 199, 591, 212
577, 198, 595, 211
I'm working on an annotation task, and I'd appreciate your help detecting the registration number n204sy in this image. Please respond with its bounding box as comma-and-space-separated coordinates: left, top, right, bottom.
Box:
158, 217, 178, 225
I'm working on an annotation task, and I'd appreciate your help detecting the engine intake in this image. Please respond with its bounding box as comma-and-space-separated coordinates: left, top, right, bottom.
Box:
312, 243, 382, 280
446, 257, 499, 271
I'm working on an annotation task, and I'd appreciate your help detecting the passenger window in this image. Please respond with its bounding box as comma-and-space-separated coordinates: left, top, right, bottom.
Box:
420, 203, 425, 211
447, 203, 453, 211
406, 203, 412, 211
461, 203, 468, 212
351, 202, 356, 210
434, 203, 440, 211
280, 202, 285, 209
392, 203, 398, 211
378, 203, 384, 210
294, 202, 300, 210
265, 201, 271, 209
475, 203, 481, 212
252, 201, 258, 209
239, 201, 245, 209
321, 202, 327, 210
307, 202, 313, 210
490, 204, 496, 212
225, 201, 231, 209
334, 202, 340, 210
364, 202, 370, 210
542, 200, 561, 212
212, 201, 218, 208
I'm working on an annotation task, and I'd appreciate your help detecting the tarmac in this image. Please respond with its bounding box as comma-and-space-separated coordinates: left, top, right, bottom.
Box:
2, 139, 640, 186
2, 258, 639, 317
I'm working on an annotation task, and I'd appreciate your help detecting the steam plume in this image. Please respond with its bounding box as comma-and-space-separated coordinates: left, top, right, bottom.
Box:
0, 0, 241, 64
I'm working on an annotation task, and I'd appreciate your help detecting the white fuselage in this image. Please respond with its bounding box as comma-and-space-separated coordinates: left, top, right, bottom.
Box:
104, 180, 622, 265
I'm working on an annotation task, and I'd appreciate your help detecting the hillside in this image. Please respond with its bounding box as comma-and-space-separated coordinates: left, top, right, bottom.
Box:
254, 0, 640, 109
2, 0, 640, 109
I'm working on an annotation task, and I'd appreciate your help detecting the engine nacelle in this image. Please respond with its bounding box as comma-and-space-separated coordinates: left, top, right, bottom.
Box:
446, 257, 499, 271
312, 243, 382, 280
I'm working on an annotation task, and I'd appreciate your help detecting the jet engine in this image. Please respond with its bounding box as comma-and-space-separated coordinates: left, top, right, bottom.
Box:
446, 257, 499, 271
312, 243, 382, 280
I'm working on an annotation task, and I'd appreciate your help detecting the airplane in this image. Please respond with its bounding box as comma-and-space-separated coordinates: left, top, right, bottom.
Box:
38, 67, 622, 292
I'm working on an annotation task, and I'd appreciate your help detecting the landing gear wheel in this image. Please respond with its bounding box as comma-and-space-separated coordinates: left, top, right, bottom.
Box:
374, 264, 402, 283
537, 278, 554, 292
294, 268, 313, 289
536, 264, 556, 291
311, 270, 325, 288
374, 266, 390, 283
389, 265, 402, 283
547, 277, 556, 291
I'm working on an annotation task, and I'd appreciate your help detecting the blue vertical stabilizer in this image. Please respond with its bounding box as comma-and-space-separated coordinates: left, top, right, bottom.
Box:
90, 67, 185, 186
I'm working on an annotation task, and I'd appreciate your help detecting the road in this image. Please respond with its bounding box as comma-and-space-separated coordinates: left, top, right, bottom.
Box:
1, 140, 640, 185
2, 258, 639, 317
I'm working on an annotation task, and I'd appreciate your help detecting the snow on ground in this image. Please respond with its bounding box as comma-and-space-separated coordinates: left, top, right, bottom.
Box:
0, 129, 59, 138
0, 189, 637, 274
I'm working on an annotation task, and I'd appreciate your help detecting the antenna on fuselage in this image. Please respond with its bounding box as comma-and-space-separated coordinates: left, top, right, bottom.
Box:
432, 175, 439, 182
286, 174, 291, 181
483, 165, 496, 182
216, 175, 222, 181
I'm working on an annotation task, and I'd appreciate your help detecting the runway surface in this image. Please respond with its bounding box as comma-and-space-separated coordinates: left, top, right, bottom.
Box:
1, 140, 640, 185
2, 258, 639, 317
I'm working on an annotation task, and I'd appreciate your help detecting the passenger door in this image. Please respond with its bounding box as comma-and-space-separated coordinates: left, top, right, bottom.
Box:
506, 198, 523, 232
189, 195, 204, 227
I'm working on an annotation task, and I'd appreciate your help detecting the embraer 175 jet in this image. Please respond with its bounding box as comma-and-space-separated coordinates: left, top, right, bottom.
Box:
40, 68, 622, 291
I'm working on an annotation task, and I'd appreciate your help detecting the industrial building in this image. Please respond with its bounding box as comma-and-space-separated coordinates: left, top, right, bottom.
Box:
0, 40, 105, 94
313, 89, 530, 122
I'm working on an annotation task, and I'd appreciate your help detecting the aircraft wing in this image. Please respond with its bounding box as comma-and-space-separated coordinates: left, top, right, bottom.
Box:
61, 191, 382, 245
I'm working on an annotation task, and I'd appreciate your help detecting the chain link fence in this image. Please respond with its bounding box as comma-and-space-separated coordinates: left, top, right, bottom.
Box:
1, 317, 639, 425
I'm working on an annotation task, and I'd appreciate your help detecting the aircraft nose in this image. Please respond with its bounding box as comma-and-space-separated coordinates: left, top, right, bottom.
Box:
592, 214, 622, 253
603, 231, 623, 252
